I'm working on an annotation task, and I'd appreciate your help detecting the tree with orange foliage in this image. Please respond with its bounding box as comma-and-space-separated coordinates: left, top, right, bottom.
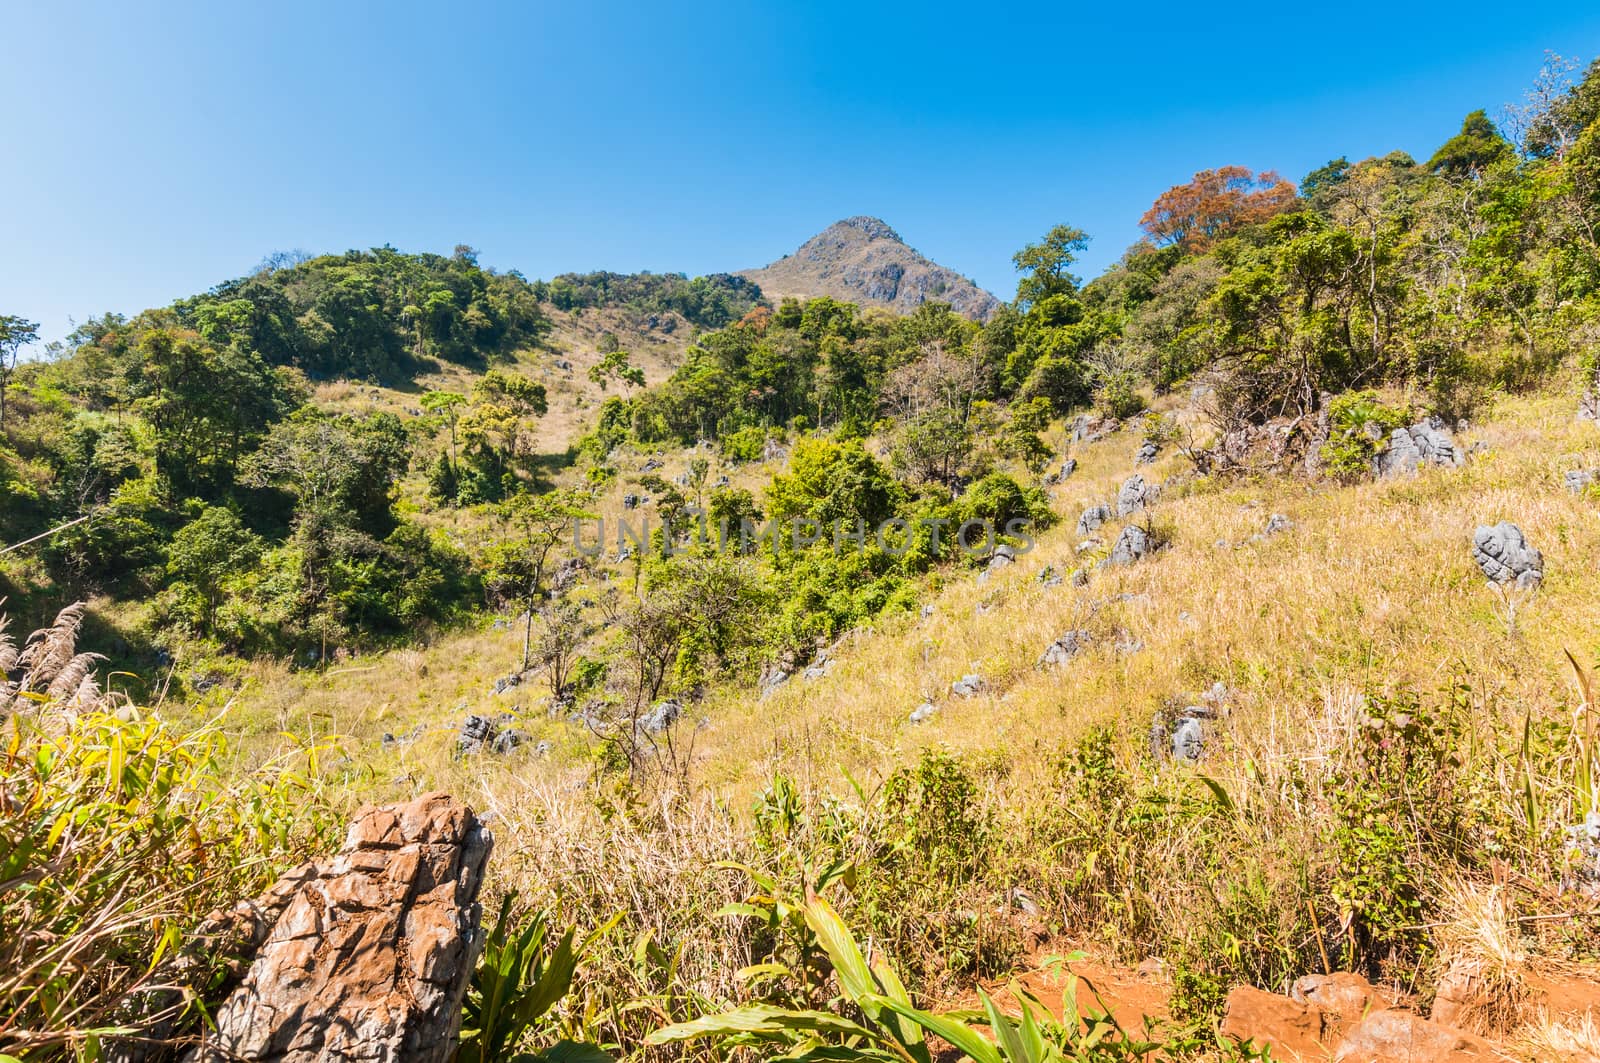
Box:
1139, 166, 1298, 253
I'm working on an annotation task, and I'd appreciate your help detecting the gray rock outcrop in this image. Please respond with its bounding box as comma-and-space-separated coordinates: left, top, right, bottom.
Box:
1373, 421, 1466, 478
1039, 629, 1091, 667
1107, 525, 1151, 566
1115, 475, 1158, 517
457, 714, 525, 756
1471, 522, 1543, 588
1076, 504, 1111, 536
637, 699, 683, 734
189, 793, 491, 1063
949, 674, 985, 697
1044, 458, 1077, 485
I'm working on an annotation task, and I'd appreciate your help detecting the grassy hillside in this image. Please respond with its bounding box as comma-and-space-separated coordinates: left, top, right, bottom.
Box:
163, 374, 1600, 1060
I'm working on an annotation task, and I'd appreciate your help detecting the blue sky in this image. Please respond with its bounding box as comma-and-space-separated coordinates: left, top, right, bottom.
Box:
5, 2, 1600, 343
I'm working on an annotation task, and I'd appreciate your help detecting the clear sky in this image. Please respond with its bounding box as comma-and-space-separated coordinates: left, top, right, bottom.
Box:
5, 2, 1600, 343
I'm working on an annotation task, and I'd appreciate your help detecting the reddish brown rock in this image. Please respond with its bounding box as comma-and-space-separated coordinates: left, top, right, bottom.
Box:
1221, 985, 1328, 1061
1429, 959, 1489, 1030
1332, 1008, 1490, 1062
1292, 972, 1397, 1026
188, 792, 492, 1063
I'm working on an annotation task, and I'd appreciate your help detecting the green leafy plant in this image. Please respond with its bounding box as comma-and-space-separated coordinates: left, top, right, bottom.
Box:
1318, 391, 1409, 480
651, 893, 1204, 1063
0, 706, 339, 1061
458, 894, 618, 1063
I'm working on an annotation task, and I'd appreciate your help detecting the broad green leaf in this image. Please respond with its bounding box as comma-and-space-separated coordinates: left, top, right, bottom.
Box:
868, 996, 1002, 1063
802, 895, 879, 1016
647, 1005, 880, 1045
533, 1040, 615, 1063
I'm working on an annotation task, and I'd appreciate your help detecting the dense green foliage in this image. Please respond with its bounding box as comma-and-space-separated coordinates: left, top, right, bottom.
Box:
533, 270, 763, 330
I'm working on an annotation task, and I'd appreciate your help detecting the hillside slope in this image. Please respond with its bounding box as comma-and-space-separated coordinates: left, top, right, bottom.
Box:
739, 216, 1002, 321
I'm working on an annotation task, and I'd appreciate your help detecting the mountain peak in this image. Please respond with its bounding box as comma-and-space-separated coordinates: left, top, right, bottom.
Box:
739, 218, 1001, 321
832, 216, 903, 242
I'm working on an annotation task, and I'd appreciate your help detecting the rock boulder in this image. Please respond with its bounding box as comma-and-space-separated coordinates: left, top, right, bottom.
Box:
189, 793, 491, 1063
1471, 523, 1543, 589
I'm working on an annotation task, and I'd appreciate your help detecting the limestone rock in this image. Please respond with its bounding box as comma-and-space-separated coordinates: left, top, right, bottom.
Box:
1044, 458, 1077, 485
1115, 475, 1158, 517
1580, 388, 1599, 422
1070, 414, 1121, 444
637, 698, 683, 734
457, 714, 525, 756
1566, 469, 1595, 494
1332, 1008, 1489, 1062
1172, 718, 1205, 761
1471, 522, 1543, 588
189, 793, 491, 1063
1135, 440, 1160, 465
950, 674, 985, 697
1039, 630, 1091, 667
1107, 525, 1150, 566
1077, 504, 1111, 536
908, 701, 936, 724
760, 666, 791, 698
1374, 421, 1466, 478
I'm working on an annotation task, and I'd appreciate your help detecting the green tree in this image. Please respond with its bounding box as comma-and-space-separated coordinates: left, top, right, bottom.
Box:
0, 315, 41, 429
133, 328, 300, 497
482, 489, 589, 671
167, 506, 262, 633
588, 348, 646, 392
1428, 110, 1512, 176
1011, 224, 1089, 310
421, 390, 467, 468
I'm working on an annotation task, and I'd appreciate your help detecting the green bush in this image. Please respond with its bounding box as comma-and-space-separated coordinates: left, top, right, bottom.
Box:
1097, 374, 1148, 419
1319, 391, 1409, 481
720, 425, 772, 464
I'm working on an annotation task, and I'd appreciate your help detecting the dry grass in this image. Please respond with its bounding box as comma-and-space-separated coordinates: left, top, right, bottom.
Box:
217, 384, 1600, 819
1513, 1010, 1600, 1062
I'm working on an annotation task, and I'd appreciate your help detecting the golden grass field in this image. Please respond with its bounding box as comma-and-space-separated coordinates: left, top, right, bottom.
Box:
213, 375, 1599, 818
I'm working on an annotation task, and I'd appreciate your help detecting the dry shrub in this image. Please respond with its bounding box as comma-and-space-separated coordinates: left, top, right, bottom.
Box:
1431, 879, 1533, 1033
478, 776, 757, 1043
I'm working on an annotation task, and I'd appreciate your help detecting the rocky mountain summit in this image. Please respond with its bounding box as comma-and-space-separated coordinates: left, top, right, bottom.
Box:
739, 216, 1002, 321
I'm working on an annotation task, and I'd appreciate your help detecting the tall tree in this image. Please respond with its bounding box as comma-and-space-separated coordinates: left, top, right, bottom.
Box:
1139, 167, 1298, 252
1427, 110, 1512, 176
1011, 224, 1089, 310
0, 315, 40, 429
482, 488, 588, 671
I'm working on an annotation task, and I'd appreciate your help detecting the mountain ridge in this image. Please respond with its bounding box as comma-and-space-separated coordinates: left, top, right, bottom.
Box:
738, 216, 1003, 321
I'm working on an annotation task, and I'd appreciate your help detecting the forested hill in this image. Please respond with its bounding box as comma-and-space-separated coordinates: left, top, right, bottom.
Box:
158, 247, 766, 383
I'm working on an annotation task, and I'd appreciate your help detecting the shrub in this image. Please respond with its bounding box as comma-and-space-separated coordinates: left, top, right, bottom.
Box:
1319, 390, 1410, 480
720, 425, 772, 464
1097, 374, 1148, 419
0, 709, 339, 1058
957, 473, 1053, 537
